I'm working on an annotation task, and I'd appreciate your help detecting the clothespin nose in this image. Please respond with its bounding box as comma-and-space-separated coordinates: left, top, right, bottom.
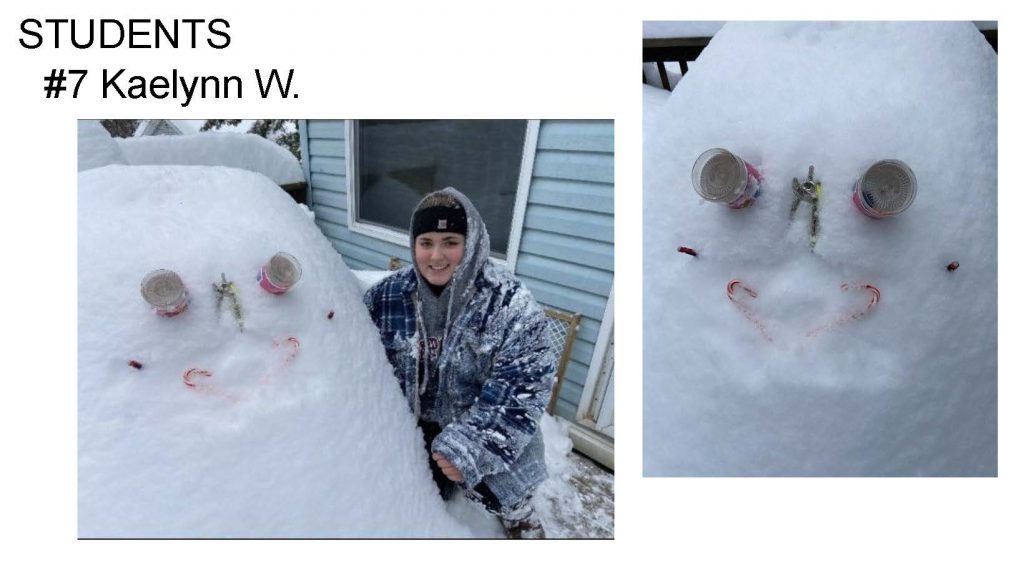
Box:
793, 165, 818, 201
789, 164, 823, 249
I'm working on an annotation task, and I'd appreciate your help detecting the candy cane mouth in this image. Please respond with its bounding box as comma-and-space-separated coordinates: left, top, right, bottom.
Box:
181, 336, 301, 399
727, 280, 881, 341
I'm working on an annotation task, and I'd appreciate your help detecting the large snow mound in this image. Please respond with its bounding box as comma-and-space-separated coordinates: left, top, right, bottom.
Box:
118, 131, 305, 185
78, 164, 472, 536
644, 22, 996, 476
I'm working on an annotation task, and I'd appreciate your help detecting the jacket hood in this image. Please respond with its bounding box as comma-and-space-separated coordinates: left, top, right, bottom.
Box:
409, 186, 491, 322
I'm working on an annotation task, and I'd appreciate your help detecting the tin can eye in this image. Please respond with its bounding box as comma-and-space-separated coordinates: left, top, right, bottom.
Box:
691, 148, 763, 209
140, 269, 190, 317
259, 252, 302, 295
853, 160, 917, 218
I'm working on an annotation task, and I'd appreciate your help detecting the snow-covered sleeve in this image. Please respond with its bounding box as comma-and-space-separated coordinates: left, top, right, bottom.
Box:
362, 273, 397, 330
431, 290, 555, 489
362, 279, 409, 388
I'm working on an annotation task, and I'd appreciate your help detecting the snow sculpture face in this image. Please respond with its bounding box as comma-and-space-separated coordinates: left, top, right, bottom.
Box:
78, 159, 473, 536
643, 22, 996, 476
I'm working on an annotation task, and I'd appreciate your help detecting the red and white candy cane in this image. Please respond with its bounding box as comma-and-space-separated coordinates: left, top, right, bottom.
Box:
183, 336, 301, 397
183, 368, 241, 401
278, 337, 300, 364
805, 283, 881, 337
258, 336, 301, 386
727, 279, 773, 341
183, 368, 213, 388
728, 280, 881, 341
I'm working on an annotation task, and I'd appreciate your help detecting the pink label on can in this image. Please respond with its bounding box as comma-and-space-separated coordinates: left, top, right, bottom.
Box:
744, 160, 763, 183
258, 267, 289, 295
852, 181, 885, 219
155, 295, 190, 317
727, 160, 763, 209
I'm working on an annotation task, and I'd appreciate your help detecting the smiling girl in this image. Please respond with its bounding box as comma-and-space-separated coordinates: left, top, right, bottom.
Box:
364, 187, 555, 538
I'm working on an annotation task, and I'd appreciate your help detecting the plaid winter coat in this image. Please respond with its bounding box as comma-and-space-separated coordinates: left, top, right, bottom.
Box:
364, 263, 555, 511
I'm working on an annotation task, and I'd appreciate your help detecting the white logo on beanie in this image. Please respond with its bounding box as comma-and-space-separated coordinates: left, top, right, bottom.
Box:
438, 219, 447, 229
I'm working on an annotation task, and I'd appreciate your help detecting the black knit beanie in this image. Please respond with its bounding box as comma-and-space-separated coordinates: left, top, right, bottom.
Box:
412, 199, 468, 238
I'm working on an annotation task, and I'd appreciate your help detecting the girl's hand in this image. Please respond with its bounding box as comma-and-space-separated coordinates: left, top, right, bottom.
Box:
432, 452, 464, 483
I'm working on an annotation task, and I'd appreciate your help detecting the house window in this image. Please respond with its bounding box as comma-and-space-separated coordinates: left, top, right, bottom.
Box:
351, 120, 532, 258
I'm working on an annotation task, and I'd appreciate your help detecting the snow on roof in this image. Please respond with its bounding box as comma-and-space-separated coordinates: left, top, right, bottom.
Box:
133, 119, 195, 137
175, 120, 257, 134
643, 20, 996, 40
643, 21, 725, 39
118, 131, 305, 185
78, 121, 127, 171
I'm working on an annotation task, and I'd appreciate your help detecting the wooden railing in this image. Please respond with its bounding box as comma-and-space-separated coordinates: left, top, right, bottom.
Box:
642, 37, 712, 89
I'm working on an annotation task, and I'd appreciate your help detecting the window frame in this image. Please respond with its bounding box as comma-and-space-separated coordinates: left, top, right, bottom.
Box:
346, 119, 539, 270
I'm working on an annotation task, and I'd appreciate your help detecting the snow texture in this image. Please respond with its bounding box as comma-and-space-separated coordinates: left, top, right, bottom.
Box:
351, 270, 393, 291
644, 84, 672, 131
118, 131, 305, 185
78, 162, 475, 537
643, 22, 996, 476
643, 21, 725, 39
78, 121, 127, 171
642, 21, 994, 40
534, 415, 614, 538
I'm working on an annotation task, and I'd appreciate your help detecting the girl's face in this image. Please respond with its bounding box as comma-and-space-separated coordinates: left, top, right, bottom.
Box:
415, 232, 465, 287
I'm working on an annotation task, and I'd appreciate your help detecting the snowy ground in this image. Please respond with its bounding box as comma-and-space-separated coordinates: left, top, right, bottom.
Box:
421, 415, 614, 538
543, 451, 614, 539
533, 416, 614, 538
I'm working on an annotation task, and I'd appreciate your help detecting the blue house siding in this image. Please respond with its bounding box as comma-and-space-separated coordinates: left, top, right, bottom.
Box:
516, 121, 613, 419
299, 119, 614, 423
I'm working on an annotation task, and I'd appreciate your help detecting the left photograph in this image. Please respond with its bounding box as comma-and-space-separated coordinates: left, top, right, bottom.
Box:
77, 119, 614, 538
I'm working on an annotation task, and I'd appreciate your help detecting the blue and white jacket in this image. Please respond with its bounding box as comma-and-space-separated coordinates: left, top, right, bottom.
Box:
364, 188, 554, 510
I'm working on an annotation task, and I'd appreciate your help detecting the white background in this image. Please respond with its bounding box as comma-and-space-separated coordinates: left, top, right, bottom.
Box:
0, 0, 1020, 573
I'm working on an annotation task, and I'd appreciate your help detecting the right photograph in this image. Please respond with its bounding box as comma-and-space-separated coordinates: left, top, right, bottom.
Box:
642, 21, 997, 476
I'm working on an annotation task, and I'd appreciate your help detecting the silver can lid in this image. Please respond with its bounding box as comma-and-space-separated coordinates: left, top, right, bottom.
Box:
860, 160, 917, 215
691, 148, 749, 203
141, 269, 187, 308
267, 252, 302, 288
